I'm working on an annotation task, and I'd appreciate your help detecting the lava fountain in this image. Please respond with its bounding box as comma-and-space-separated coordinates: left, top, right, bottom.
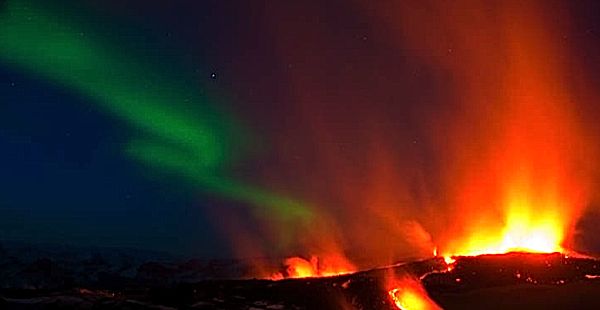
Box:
233, 0, 598, 283
255, 0, 599, 283
366, 0, 596, 260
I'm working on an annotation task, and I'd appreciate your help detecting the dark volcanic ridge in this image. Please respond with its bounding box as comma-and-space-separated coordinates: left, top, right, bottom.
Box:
2, 251, 600, 309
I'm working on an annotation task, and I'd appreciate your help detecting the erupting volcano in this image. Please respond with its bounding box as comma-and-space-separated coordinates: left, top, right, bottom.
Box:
2, 0, 600, 309
260, 0, 595, 283
238, 0, 600, 308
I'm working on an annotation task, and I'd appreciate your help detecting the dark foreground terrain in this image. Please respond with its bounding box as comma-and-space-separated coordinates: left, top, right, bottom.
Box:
1, 243, 600, 309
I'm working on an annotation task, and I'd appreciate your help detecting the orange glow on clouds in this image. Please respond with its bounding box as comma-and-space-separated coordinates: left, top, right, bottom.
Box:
228, 0, 599, 278
368, 0, 594, 260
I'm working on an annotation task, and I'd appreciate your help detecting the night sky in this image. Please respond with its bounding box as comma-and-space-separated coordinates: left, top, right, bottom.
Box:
2, 0, 600, 261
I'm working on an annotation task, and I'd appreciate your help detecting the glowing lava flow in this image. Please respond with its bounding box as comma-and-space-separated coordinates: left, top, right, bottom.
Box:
388, 278, 441, 310
270, 255, 356, 280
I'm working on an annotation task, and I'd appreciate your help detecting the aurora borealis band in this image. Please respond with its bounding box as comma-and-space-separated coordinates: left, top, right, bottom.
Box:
0, 0, 312, 228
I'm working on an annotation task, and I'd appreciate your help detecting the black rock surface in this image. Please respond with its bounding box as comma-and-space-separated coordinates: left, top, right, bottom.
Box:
2, 247, 600, 309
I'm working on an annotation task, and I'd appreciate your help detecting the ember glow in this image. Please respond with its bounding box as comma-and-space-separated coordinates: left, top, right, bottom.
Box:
388, 277, 441, 310
439, 200, 567, 257
270, 255, 356, 280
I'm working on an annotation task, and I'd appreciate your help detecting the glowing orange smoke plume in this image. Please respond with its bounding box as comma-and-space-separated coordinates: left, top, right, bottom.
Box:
226, 0, 599, 278
387, 277, 441, 310
364, 0, 595, 259
438, 0, 590, 258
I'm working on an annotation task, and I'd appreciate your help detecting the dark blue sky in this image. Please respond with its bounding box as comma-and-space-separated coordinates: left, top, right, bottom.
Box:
0, 65, 231, 256
0, 0, 246, 257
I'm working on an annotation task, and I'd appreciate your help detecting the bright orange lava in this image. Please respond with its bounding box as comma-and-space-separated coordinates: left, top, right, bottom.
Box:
441, 206, 566, 258
388, 278, 441, 310
270, 255, 356, 280
435, 197, 568, 260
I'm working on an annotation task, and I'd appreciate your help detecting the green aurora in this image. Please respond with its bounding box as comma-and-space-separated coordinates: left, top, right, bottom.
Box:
0, 0, 312, 223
